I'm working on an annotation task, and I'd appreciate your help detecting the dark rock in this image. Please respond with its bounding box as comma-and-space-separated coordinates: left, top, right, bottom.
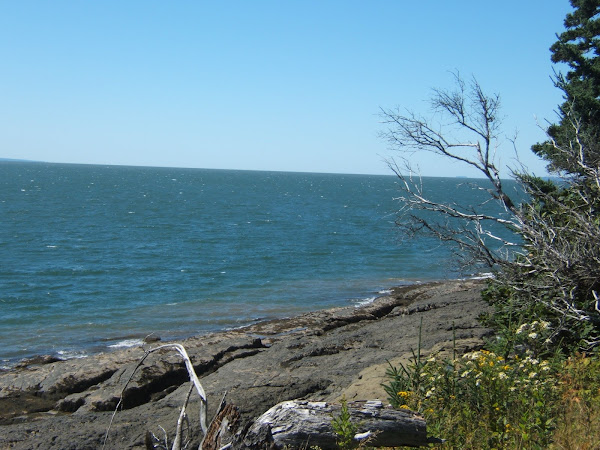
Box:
15, 354, 62, 368
0, 279, 491, 449
143, 334, 161, 343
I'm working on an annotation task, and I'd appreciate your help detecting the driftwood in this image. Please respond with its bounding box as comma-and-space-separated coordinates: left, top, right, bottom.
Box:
104, 343, 208, 450
238, 399, 436, 449
106, 342, 435, 449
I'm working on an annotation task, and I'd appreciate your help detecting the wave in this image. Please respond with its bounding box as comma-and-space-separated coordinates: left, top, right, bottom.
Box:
107, 338, 145, 349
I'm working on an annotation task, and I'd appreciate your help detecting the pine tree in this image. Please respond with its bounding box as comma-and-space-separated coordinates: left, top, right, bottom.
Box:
532, 0, 600, 173
497, 0, 600, 350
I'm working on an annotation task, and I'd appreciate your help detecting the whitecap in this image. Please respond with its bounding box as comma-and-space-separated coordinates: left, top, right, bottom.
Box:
56, 350, 88, 359
354, 296, 377, 307
107, 338, 144, 349
469, 273, 494, 280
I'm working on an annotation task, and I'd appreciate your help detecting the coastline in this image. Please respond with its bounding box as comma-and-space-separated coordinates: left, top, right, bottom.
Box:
0, 280, 419, 371
0, 278, 492, 449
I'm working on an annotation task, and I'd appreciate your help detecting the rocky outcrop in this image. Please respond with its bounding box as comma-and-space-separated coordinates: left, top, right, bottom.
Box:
0, 279, 491, 449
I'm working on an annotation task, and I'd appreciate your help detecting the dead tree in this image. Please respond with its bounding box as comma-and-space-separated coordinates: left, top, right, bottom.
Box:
380, 73, 600, 349
379, 72, 522, 270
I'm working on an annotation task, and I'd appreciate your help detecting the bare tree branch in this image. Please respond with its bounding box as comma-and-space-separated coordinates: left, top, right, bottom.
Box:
381, 75, 600, 348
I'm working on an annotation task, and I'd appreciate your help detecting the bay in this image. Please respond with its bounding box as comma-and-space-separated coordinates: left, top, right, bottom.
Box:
0, 161, 493, 366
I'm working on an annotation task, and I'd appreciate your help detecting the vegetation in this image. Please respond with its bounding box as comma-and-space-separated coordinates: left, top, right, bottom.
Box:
381, 0, 600, 448
331, 397, 359, 449
381, 0, 600, 353
487, 0, 600, 352
383, 329, 600, 449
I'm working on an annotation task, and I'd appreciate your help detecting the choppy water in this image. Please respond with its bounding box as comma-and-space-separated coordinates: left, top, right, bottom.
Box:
0, 162, 505, 366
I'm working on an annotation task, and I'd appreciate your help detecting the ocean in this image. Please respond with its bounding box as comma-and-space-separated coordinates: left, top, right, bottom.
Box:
0, 162, 508, 367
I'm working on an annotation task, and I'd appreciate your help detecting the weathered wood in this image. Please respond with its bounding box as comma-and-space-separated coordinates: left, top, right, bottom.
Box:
241, 400, 433, 449
202, 402, 242, 450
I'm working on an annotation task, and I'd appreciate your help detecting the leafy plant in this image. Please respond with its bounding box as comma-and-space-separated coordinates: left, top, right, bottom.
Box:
384, 328, 562, 448
331, 397, 358, 450
382, 318, 428, 410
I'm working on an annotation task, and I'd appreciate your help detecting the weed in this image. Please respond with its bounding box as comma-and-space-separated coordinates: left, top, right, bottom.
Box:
331, 397, 358, 449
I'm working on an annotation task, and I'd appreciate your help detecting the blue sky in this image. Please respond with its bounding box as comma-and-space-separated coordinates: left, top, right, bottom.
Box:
0, 1, 573, 176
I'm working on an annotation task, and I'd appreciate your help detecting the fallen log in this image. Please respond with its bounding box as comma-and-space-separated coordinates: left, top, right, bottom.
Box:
239, 399, 436, 449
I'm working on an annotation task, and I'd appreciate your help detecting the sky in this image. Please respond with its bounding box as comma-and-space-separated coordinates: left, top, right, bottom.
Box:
0, 1, 574, 177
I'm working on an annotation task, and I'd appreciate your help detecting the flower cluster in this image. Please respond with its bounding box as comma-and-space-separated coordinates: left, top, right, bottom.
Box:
515, 320, 553, 348
385, 346, 559, 448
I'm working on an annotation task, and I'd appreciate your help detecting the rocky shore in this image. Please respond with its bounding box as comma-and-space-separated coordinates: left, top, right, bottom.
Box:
0, 279, 492, 449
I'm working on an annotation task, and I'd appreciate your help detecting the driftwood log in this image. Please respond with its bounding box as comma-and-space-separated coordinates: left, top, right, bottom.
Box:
229, 400, 435, 449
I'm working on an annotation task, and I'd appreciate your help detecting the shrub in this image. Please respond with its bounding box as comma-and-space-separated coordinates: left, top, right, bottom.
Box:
384, 337, 561, 448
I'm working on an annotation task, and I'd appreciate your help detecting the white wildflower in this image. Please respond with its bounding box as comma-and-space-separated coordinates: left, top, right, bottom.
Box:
516, 323, 528, 335
528, 332, 538, 340
464, 351, 481, 360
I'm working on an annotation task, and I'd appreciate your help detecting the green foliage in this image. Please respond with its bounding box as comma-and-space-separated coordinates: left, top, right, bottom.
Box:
533, 0, 600, 172
486, 172, 600, 352
382, 318, 428, 409
493, 1, 600, 349
331, 397, 358, 450
384, 331, 563, 448
380, 2, 600, 447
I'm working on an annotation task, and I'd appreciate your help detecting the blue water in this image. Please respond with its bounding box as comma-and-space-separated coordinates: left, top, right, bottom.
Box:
0, 162, 499, 366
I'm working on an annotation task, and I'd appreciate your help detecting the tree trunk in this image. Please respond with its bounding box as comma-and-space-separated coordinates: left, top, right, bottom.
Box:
238, 400, 435, 449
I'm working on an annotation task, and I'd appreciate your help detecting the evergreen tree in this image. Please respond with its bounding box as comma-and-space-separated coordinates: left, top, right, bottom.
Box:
494, 0, 600, 350
533, 0, 600, 173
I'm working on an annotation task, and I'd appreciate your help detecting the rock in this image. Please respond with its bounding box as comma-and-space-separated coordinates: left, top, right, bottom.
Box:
143, 334, 161, 343
14, 354, 63, 368
0, 279, 491, 449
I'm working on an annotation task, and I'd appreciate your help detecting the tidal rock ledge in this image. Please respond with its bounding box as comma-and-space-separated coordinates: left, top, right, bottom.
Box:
0, 279, 491, 449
